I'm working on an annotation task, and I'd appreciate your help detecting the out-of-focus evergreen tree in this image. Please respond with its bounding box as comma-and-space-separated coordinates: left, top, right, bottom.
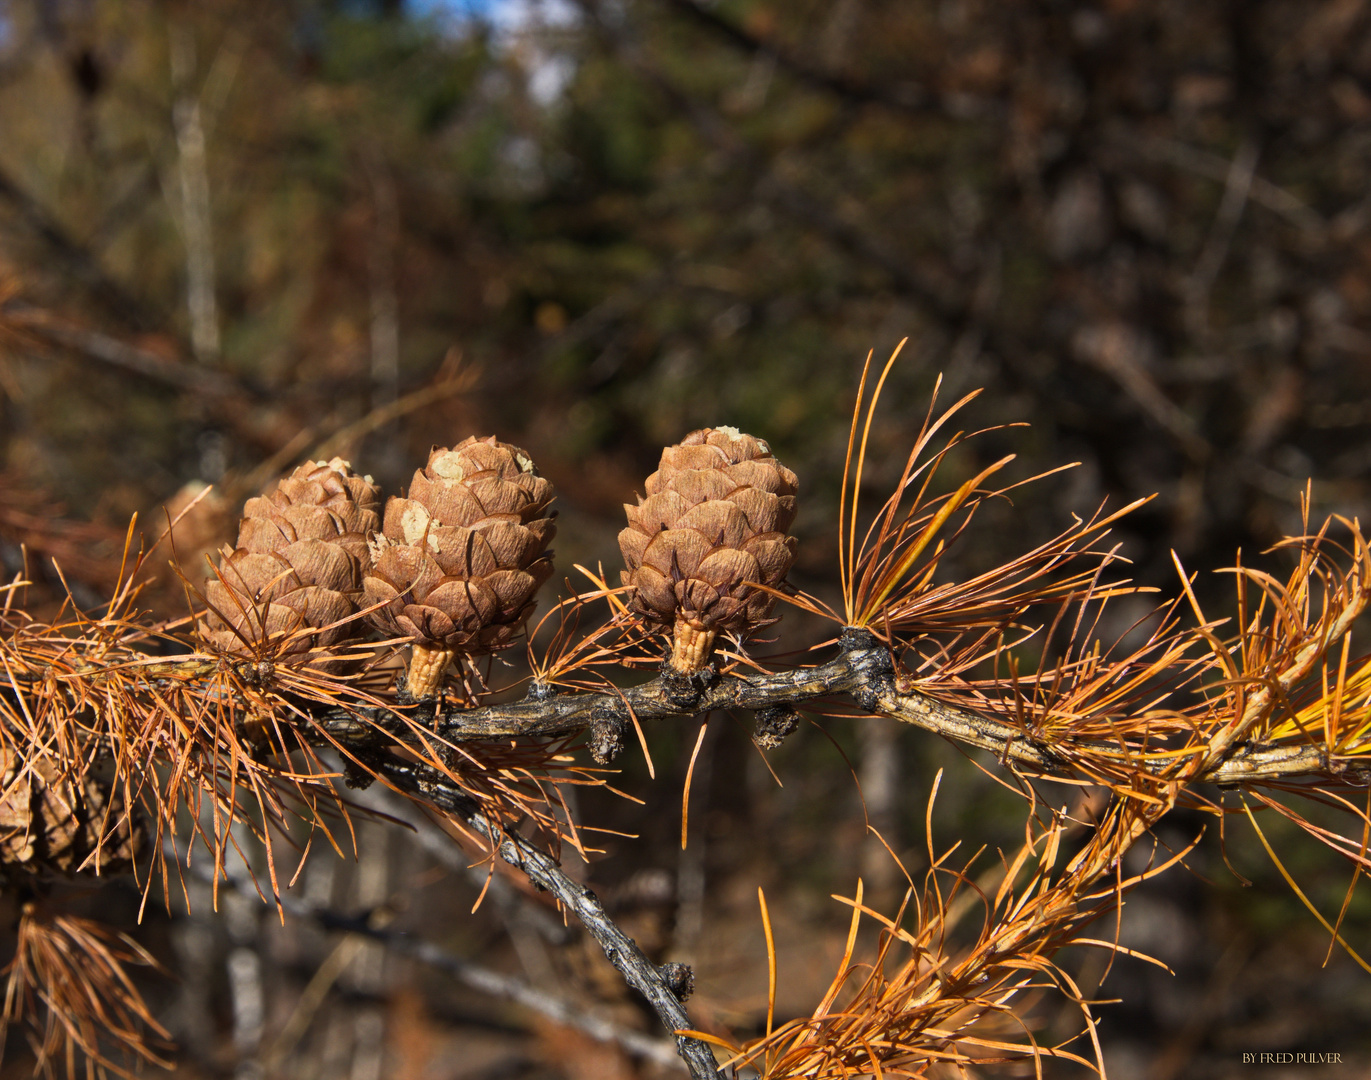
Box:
2, 3, 1371, 1075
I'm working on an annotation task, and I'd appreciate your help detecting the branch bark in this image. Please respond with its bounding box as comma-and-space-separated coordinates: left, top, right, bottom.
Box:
298, 631, 1371, 789
375, 759, 721, 1078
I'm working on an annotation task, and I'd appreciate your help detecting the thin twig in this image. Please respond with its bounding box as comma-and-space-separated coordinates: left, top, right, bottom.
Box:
349, 783, 571, 946
374, 762, 721, 1079
1, 302, 242, 396
1185, 137, 1260, 344
659, 0, 943, 117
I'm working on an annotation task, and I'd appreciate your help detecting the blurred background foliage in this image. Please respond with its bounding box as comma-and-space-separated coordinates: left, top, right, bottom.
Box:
1, 0, 1371, 1077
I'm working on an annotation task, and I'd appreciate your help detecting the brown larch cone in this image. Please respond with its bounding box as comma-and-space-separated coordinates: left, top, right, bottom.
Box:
200, 457, 381, 661
362, 437, 556, 697
619, 427, 798, 672
0, 752, 144, 877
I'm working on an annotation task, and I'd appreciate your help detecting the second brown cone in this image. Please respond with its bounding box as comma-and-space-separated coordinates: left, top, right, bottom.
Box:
363, 437, 557, 697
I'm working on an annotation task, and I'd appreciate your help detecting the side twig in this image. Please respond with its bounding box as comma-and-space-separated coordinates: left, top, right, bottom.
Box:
375, 759, 722, 1079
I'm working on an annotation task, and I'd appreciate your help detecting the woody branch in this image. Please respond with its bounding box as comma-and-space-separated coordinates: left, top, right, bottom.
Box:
268, 629, 1371, 789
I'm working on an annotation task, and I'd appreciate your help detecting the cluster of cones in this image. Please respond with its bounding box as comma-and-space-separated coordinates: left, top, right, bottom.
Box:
200, 427, 798, 697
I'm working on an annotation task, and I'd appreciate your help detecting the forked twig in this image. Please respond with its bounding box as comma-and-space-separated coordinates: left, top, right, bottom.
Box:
374, 760, 722, 1078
